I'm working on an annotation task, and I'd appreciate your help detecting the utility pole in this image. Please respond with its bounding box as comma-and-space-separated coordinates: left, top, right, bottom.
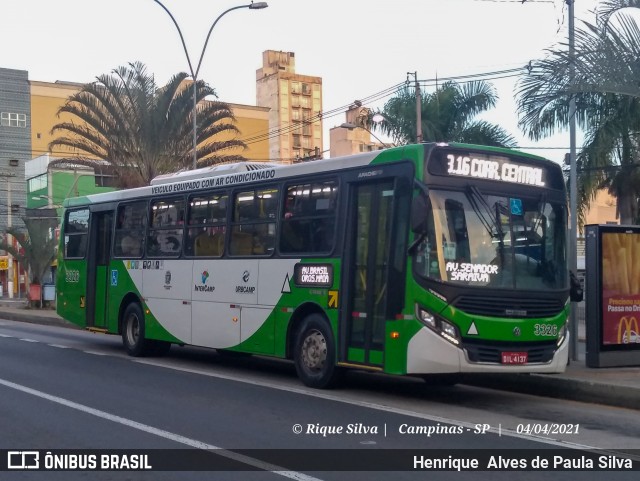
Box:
567, 0, 578, 361
407, 72, 422, 143
0, 173, 16, 299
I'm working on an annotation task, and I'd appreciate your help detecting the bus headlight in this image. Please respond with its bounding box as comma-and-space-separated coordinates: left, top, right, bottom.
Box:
557, 322, 567, 346
416, 305, 437, 329
440, 320, 460, 346
415, 304, 461, 346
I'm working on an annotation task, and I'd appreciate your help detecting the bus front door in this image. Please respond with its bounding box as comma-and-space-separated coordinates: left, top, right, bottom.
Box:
343, 180, 397, 368
86, 211, 113, 329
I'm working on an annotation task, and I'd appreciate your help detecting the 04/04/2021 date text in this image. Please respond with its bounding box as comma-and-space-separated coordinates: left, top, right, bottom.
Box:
517, 424, 580, 435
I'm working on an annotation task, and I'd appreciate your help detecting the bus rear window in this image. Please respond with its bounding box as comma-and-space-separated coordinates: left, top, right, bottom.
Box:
64, 209, 89, 258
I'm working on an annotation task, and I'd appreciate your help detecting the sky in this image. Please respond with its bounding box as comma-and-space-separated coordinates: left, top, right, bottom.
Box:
0, 0, 604, 164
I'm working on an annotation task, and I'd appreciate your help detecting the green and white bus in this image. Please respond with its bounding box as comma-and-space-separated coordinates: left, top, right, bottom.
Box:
57, 142, 573, 388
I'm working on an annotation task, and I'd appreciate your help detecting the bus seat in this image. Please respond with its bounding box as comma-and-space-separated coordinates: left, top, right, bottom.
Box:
195, 232, 224, 256
231, 231, 253, 255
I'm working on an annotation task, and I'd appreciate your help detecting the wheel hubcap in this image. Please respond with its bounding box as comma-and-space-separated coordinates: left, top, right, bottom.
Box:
301, 329, 327, 372
127, 315, 139, 346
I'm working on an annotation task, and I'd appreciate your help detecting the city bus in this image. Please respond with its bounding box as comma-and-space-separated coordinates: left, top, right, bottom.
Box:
56, 142, 576, 388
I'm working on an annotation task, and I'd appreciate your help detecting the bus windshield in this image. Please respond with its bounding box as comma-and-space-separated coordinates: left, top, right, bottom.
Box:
414, 188, 567, 290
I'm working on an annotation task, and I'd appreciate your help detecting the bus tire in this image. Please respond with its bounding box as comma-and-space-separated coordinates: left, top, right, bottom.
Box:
294, 314, 341, 389
122, 302, 151, 357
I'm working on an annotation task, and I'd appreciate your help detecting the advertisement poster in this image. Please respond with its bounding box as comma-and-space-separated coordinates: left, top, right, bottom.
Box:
601, 232, 640, 345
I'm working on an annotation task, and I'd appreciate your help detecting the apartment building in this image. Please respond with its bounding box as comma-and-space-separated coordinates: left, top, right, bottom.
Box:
256, 50, 323, 163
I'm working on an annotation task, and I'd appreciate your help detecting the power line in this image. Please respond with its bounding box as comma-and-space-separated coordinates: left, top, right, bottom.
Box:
2, 63, 553, 159
243, 66, 533, 146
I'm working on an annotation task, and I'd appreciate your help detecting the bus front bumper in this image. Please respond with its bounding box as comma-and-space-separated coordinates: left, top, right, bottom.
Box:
406, 327, 569, 374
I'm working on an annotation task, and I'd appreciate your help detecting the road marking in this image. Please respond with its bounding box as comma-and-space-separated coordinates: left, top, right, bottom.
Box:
0, 334, 13, 338
83, 350, 108, 356
134, 359, 598, 451
48, 344, 71, 349
19, 338, 39, 343
0, 329, 609, 452
0, 377, 323, 481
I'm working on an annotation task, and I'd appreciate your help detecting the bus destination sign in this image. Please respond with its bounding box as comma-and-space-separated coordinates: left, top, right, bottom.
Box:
294, 263, 333, 287
443, 153, 546, 187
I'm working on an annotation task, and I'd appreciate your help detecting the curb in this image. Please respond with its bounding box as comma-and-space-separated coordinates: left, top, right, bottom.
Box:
465, 373, 640, 411
0, 310, 80, 330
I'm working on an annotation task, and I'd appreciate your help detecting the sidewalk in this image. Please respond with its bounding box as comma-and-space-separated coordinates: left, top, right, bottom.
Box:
1, 303, 639, 410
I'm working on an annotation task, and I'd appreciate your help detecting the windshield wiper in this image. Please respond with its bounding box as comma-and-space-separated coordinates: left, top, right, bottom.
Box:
465, 185, 505, 241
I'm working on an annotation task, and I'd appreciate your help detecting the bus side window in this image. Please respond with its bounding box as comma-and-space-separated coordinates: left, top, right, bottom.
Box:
114, 203, 146, 258
64, 209, 90, 258
147, 198, 185, 258
230, 188, 277, 256
186, 193, 227, 257
279, 180, 337, 255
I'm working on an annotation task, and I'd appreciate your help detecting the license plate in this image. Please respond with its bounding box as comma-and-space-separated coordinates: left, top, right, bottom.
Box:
501, 351, 528, 364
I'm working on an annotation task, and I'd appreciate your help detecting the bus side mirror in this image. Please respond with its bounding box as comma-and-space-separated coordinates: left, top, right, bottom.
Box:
411, 194, 428, 234
569, 271, 583, 302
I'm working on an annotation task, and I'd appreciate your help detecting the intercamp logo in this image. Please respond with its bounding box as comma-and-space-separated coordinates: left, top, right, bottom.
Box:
7, 451, 39, 469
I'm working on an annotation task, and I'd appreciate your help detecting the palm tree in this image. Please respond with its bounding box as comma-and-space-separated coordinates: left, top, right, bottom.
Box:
1, 215, 58, 307
49, 61, 246, 188
372, 81, 516, 148
516, 2, 640, 224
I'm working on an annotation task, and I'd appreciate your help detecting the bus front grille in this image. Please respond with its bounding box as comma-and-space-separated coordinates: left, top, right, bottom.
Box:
462, 339, 557, 364
452, 296, 564, 319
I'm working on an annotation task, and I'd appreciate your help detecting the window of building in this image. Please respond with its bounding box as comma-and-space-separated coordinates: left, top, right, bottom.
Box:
301, 83, 311, 95
1, 112, 27, 128
291, 81, 300, 94
64, 209, 90, 258
280, 180, 338, 254
147, 198, 185, 258
230, 187, 278, 256
186, 193, 228, 257
28, 174, 48, 193
114, 202, 147, 258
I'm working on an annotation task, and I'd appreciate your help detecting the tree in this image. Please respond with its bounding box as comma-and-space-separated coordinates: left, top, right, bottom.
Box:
372, 81, 516, 148
48, 61, 246, 188
0, 215, 58, 306
516, 2, 640, 225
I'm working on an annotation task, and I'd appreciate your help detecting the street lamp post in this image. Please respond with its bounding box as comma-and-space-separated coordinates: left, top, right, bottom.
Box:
340, 122, 393, 149
152, 0, 268, 170
567, 0, 578, 361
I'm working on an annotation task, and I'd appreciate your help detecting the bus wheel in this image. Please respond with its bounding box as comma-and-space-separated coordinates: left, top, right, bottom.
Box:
294, 314, 340, 389
122, 303, 151, 357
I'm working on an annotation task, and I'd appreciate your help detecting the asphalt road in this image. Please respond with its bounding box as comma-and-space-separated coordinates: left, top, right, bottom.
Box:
0, 319, 638, 481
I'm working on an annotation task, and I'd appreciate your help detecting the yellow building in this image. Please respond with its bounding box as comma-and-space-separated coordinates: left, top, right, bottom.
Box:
29, 79, 270, 165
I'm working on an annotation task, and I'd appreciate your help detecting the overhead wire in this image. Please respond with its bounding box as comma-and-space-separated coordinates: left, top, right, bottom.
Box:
242, 65, 531, 147
2, 63, 557, 162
